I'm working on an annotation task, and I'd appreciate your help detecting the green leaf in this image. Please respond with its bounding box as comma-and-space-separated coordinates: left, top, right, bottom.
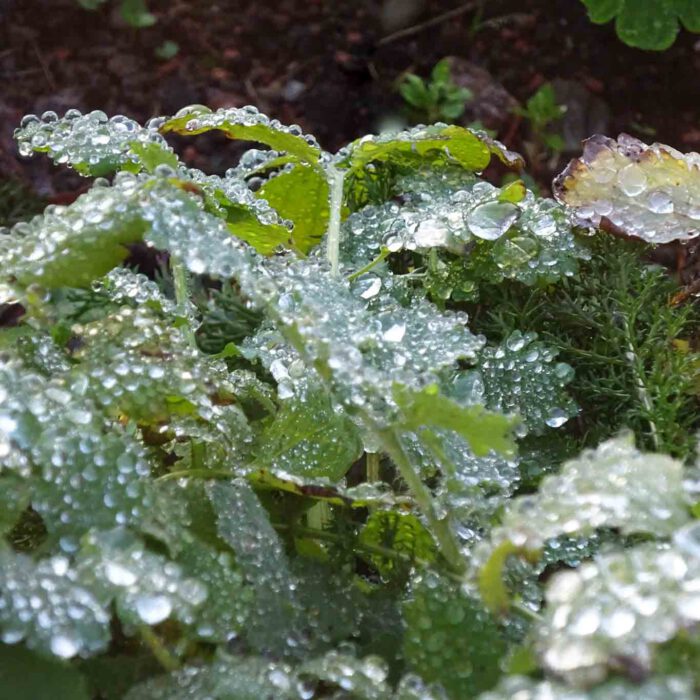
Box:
0, 548, 110, 659
0, 173, 261, 294
0, 644, 90, 700
339, 123, 523, 178
430, 59, 451, 84
536, 527, 700, 685
403, 571, 505, 699
119, 0, 156, 27
160, 106, 321, 164
399, 75, 430, 108
208, 480, 302, 656
616, 0, 679, 50
0, 358, 153, 543
678, 0, 700, 31
478, 331, 577, 435
256, 164, 330, 253
76, 528, 208, 629
394, 384, 516, 457
358, 510, 437, 580
581, 0, 623, 23
125, 653, 300, 700
254, 383, 362, 481
496, 434, 691, 551
14, 111, 176, 176
580, 0, 696, 50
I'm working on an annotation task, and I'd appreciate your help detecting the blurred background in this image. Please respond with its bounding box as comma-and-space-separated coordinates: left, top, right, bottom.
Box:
2, 0, 700, 221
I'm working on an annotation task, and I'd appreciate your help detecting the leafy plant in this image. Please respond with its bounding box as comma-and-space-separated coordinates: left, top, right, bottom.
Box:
398, 59, 473, 124
76, 0, 155, 28
1, 105, 699, 699
580, 0, 700, 50
514, 83, 566, 166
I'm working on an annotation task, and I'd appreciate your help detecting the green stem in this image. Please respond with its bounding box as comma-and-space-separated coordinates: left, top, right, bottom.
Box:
171, 256, 196, 347
326, 165, 345, 276
378, 427, 466, 574
156, 468, 234, 482
346, 247, 390, 282
366, 452, 380, 483
620, 314, 660, 450
306, 501, 332, 530
139, 626, 180, 672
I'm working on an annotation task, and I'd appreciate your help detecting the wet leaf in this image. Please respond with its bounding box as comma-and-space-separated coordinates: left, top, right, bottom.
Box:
359, 510, 437, 580
160, 106, 321, 164
0, 548, 110, 659
256, 164, 330, 253
14, 110, 176, 176
0, 644, 90, 699
403, 571, 505, 699
254, 382, 362, 481
478, 675, 697, 699
554, 133, 700, 243
537, 524, 700, 685
494, 434, 690, 551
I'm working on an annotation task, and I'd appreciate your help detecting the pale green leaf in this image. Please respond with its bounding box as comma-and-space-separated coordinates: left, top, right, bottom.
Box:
257, 164, 330, 253
160, 106, 321, 164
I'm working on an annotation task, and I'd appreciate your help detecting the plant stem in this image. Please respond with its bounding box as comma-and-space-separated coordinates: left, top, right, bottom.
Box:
156, 468, 234, 482
139, 625, 180, 672
346, 247, 390, 282
378, 427, 466, 574
366, 452, 380, 483
171, 256, 196, 347
620, 314, 660, 450
326, 165, 345, 276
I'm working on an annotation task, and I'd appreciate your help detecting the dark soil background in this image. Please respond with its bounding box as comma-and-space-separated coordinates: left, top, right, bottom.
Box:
2, 0, 700, 201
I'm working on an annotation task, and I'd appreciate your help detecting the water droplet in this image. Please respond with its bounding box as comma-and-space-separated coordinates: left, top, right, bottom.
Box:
467, 202, 519, 240
135, 594, 172, 624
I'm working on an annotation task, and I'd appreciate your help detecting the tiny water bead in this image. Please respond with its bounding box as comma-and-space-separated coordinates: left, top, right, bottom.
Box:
555, 133, 700, 244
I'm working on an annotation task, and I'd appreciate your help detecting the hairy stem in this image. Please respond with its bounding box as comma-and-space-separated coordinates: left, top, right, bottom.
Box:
139, 625, 180, 672
326, 165, 345, 276
346, 247, 390, 282
378, 427, 466, 574
171, 256, 196, 347
620, 313, 659, 450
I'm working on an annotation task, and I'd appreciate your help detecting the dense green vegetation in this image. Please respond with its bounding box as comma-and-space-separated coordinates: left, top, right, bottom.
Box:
0, 105, 698, 698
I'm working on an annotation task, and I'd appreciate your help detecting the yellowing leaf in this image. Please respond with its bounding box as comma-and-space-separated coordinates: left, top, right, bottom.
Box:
554, 133, 700, 244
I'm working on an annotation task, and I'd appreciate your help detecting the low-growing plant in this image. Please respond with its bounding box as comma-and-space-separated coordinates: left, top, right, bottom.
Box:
0, 106, 699, 698
514, 83, 566, 167
398, 59, 473, 124
580, 0, 700, 50
76, 0, 155, 28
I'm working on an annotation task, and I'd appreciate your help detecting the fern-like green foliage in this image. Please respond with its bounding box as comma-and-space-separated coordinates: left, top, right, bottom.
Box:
1, 107, 699, 698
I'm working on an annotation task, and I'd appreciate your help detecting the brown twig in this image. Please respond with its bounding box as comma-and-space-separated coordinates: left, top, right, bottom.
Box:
31, 40, 56, 91
376, 1, 481, 47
